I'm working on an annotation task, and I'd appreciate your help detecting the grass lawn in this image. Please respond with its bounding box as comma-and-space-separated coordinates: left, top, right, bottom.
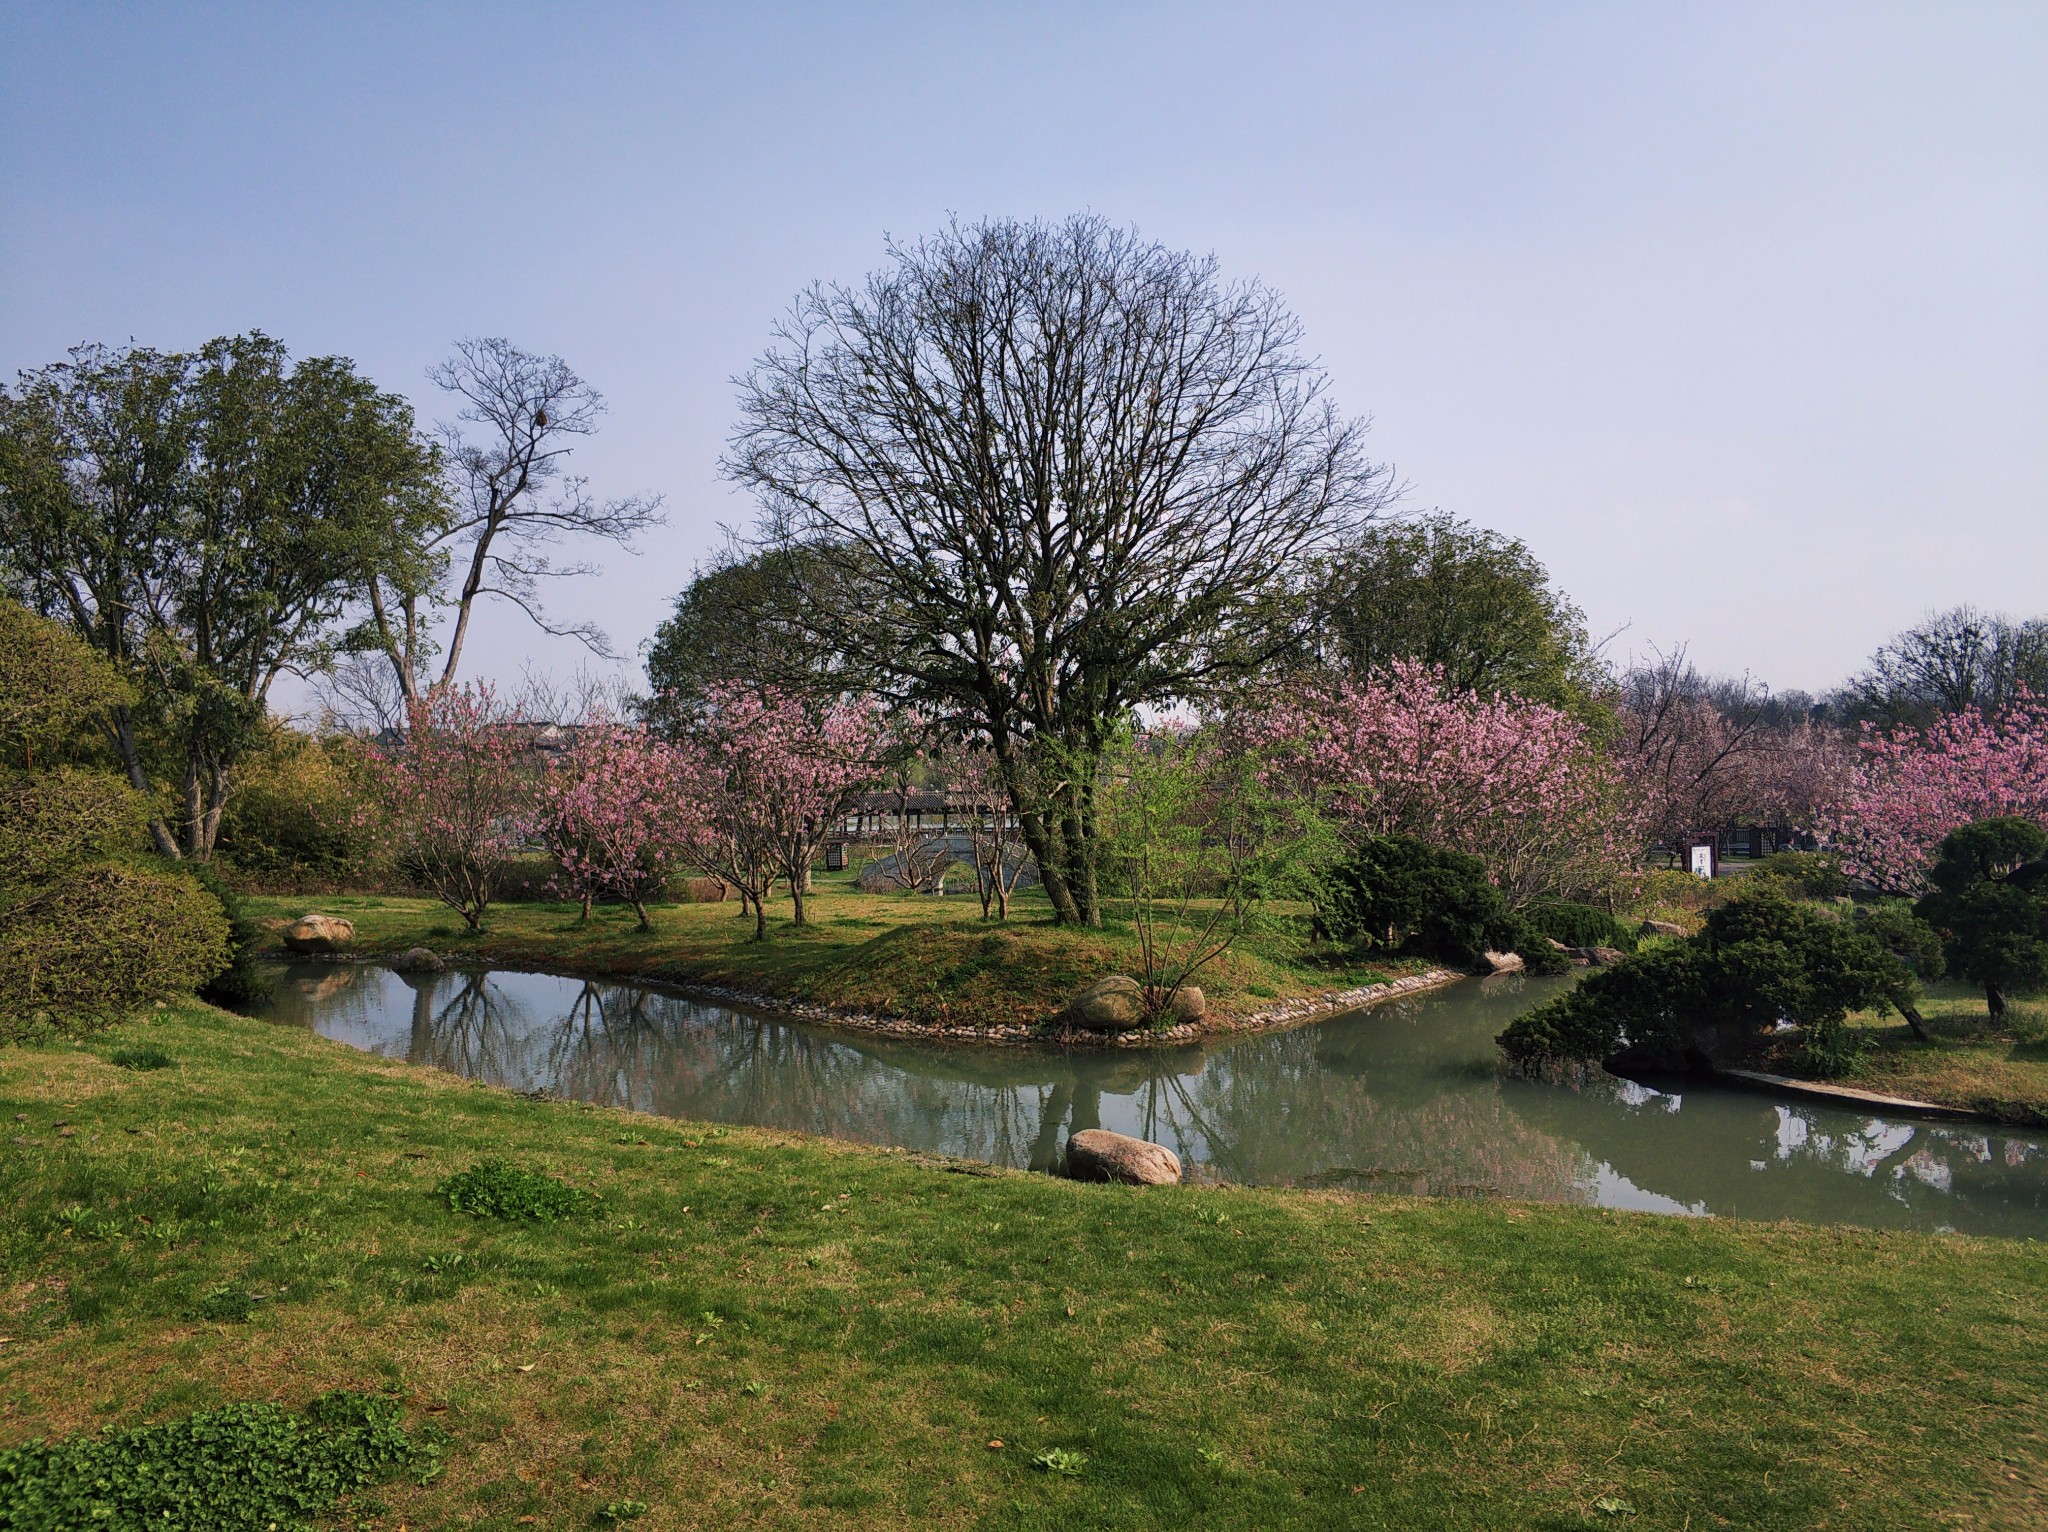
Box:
241, 876, 1423, 1034
1812, 987, 2048, 1126
3, 1002, 2046, 1529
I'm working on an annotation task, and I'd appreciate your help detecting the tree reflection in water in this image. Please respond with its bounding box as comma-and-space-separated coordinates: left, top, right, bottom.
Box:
258, 962, 2048, 1238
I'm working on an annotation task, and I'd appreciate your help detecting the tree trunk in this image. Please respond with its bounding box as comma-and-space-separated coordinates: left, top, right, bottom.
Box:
790, 881, 807, 926
753, 898, 768, 941
1986, 983, 2007, 1020
1898, 1000, 1931, 1042
632, 899, 650, 931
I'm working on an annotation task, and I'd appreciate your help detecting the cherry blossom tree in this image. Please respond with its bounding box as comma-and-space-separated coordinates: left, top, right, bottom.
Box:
534, 721, 691, 929
670, 685, 881, 938
372, 684, 530, 929
1247, 661, 1638, 907
1820, 698, 2048, 894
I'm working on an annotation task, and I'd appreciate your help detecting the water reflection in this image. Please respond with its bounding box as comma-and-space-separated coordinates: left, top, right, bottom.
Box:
260, 964, 2048, 1238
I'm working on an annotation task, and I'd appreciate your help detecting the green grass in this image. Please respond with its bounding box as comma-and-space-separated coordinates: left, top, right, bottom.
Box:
243, 874, 1421, 1032
1811, 987, 2048, 1125
2, 1003, 2045, 1528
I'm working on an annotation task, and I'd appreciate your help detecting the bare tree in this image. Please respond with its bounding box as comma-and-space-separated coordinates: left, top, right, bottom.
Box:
359, 338, 664, 704
1839, 605, 2048, 727
726, 215, 1396, 925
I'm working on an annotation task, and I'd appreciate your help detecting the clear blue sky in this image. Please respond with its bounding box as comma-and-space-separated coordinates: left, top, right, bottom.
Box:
4, 2, 2043, 705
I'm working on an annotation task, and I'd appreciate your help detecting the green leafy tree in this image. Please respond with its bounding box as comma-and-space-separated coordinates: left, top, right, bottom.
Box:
1914, 817, 2048, 1020
1309, 512, 1600, 711
643, 545, 872, 726
0, 334, 444, 858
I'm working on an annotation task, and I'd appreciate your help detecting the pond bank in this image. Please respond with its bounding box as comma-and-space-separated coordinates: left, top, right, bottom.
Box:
4, 1000, 2045, 1529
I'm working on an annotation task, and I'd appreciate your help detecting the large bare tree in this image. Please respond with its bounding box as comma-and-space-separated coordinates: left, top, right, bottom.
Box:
726, 215, 1396, 924
358, 338, 664, 704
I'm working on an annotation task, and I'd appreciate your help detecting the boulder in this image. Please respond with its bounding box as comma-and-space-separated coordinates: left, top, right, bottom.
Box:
1639, 919, 1687, 939
1058, 975, 1148, 1032
1064, 1128, 1182, 1186
1572, 945, 1627, 967
1477, 949, 1525, 976
391, 947, 444, 974
281, 914, 354, 954
1142, 985, 1205, 1024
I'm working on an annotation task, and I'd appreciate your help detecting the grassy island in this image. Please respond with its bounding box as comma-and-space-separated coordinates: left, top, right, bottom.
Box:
241, 878, 1429, 1039
2, 1002, 2046, 1530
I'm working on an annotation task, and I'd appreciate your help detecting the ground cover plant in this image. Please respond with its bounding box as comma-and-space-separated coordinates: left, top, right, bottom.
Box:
0, 1003, 2043, 1529
0, 1389, 428, 1531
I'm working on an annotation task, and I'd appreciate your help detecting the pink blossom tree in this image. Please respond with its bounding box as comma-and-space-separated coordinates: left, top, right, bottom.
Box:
1248, 661, 1638, 907
1820, 698, 2048, 894
372, 684, 531, 929
670, 685, 882, 938
534, 721, 692, 929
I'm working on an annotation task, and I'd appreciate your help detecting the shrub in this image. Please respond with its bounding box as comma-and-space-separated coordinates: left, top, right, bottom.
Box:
435, 1159, 597, 1221
1321, 835, 1521, 969
1499, 889, 1920, 1074
1749, 850, 1850, 900
0, 767, 146, 885
0, 1390, 425, 1532
214, 727, 375, 877
0, 863, 230, 1040
186, 861, 273, 1010
1521, 899, 1638, 954
0, 599, 131, 770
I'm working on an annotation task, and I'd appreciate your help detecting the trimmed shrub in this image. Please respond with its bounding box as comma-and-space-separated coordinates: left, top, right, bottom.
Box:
0, 599, 131, 770
1320, 834, 1565, 971
1749, 850, 1851, 900
0, 768, 146, 885
1521, 899, 1638, 954
1499, 889, 1920, 1074
0, 864, 231, 1040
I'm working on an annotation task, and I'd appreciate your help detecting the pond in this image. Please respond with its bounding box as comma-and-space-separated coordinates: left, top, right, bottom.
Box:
257, 963, 2048, 1239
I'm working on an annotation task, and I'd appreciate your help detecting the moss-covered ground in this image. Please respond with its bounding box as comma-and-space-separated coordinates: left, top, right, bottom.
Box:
1, 1002, 2045, 1529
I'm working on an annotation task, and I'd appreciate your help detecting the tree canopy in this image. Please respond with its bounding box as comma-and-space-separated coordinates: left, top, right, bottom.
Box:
1308, 512, 1598, 710
0, 334, 443, 857
725, 214, 1396, 924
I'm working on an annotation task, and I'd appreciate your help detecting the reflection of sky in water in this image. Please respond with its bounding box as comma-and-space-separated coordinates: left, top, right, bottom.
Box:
257, 964, 2048, 1239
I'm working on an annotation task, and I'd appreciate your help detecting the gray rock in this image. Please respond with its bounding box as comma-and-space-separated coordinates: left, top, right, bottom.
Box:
1572, 945, 1627, 966
1145, 985, 1205, 1023
1478, 949, 1525, 976
1059, 975, 1148, 1032
391, 947, 444, 974
1064, 1128, 1182, 1186
1639, 919, 1688, 939
281, 914, 354, 954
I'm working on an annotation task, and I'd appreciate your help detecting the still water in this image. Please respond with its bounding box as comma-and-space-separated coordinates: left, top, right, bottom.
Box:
259, 963, 2048, 1239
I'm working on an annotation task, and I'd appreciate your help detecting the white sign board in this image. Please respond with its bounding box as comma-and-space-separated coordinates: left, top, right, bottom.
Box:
1689, 845, 1714, 879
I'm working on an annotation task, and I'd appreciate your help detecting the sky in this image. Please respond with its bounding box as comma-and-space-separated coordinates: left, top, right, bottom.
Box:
3, 1, 2044, 710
